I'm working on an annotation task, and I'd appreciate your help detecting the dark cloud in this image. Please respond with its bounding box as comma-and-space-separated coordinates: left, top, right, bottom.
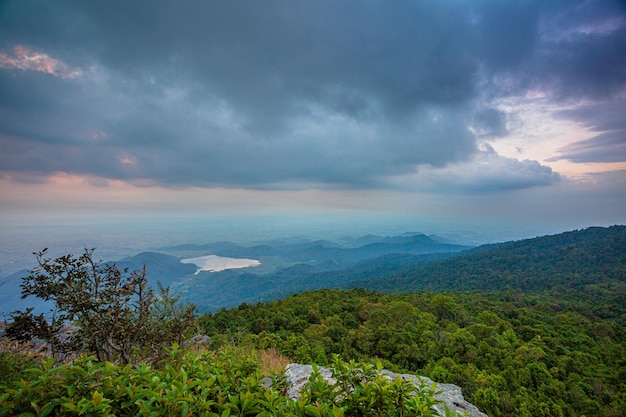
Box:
472, 0, 541, 70
0, 0, 623, 191
471, 108, 509, 138
476, 0, 626, 99
548, 131, 626, 163
534, 29, 626, 100
550, 99, 626, 163
557, 100, 626, 132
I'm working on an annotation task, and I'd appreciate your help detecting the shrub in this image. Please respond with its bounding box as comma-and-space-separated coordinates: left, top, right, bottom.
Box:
0, 346, 460, 417
9, 248, 196, 364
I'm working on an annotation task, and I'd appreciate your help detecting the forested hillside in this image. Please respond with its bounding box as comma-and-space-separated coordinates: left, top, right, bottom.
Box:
198, 226, 626, 416
186, 225, 626, 311
185, 252, 459, 311
353, 226, 626, 295
201, 289, 626, 417
163, 233, 468, 311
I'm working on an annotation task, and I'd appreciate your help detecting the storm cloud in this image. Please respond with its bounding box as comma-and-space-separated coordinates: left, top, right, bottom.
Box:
0, 0, 624, 191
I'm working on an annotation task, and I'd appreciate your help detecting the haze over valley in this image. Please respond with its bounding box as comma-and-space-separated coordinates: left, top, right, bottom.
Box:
2, 223, 623, 314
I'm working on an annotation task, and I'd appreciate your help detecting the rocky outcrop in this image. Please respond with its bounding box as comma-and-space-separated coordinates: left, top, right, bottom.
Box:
284, 364, 488, 417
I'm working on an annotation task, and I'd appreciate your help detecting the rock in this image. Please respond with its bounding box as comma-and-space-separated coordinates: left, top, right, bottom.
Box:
284, 364, 336, 400
284, 363, 488, 417
379, 370, 488, 417
186, 334, 211, 345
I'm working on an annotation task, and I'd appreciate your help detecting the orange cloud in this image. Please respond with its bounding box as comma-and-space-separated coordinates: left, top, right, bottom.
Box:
0, 45, 82, 79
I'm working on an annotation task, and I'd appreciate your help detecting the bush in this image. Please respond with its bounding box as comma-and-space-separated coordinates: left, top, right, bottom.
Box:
9, 248, 196, 364
0, 346, 460, 417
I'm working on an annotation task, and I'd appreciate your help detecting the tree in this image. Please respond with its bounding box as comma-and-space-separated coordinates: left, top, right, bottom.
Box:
4, 308, 61, 347
14, 248, 196, 364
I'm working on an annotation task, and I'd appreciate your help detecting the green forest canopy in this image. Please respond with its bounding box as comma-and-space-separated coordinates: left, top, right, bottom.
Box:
201, 288, 625, 417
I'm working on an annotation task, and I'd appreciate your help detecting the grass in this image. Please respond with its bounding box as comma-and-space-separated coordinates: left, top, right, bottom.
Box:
257, 347, 292, 376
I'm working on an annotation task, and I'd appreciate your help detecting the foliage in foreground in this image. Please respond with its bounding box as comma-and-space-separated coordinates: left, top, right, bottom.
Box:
0, 345, 460, 417
5, 248, 197, 364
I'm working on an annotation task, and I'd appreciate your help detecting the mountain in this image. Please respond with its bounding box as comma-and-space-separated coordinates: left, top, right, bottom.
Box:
354, 225, 626, 295
0, 252, 198, 316
159, 233, 468, 267
0, 269, 55, 315
1, 232, 472, 314
159, 242, 280, 258
282, 234, 468, 265
179, 251, 469, 312
113, 252, 198, 287
163, 234, 470, 311
9, 227, 622, 314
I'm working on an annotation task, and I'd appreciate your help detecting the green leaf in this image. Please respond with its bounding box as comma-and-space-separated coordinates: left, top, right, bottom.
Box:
333, 408, 345, 417
61, 402, 77, 411
92, 390, 104, 405
38, 402, 56, 417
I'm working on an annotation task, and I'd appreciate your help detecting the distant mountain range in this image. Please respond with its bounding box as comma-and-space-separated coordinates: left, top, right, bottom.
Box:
159, 233, 467, 266
155, 232, 471, 311
1, 227, 624, 314
353, 225, 626, 295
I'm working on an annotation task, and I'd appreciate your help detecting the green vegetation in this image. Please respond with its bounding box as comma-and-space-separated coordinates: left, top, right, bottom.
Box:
183, 226, 626, 312
201, 289, 626, 417
0, 345, 457, 417
6, 248, 197, 364
0, 249, 462, 416
356, 226, 626, 294
2, 226, 625, 416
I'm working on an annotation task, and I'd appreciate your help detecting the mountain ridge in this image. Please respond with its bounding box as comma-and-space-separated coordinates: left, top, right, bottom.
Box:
3, 226, 624, 314
353, 225, 626, 295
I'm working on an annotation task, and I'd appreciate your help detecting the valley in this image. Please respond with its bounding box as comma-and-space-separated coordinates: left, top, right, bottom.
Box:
1, 225, 625, 416
0, 231, 470, 313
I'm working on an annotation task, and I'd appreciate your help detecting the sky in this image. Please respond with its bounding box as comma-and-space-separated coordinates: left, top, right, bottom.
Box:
1, 0, 625, 240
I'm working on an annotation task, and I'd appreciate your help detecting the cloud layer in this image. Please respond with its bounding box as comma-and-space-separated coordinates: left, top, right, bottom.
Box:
0, 0, 624, 193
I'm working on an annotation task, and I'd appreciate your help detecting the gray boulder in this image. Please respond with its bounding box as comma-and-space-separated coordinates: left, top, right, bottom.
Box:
284, 363, 488, 417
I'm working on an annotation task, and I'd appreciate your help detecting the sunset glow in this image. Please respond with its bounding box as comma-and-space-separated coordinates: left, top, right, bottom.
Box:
0, 45, 83, 79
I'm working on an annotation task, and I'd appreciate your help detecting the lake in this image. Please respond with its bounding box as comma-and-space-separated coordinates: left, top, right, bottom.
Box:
181, 254, 261, 274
